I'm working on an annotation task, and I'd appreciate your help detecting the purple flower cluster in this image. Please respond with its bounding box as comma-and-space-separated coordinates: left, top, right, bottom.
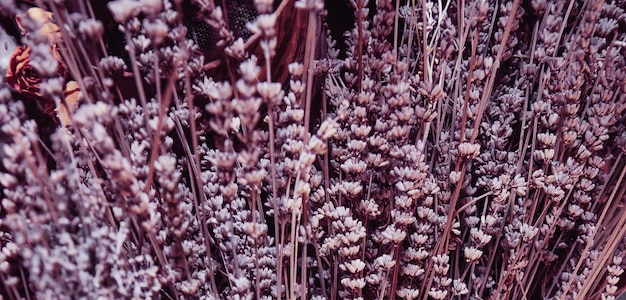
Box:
1, 0, 626, 299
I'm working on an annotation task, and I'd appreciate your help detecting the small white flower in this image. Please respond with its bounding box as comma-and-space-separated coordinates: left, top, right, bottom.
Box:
108, 0, 140, 24
519, 223, 539, 241
374, 254, 396, 269
452, 279, 469, 296
607, 265, 624, 276
464, 246, 483, 262
239, 57, 261, 83
340, 277, 366, 290
256, 14, 277, 37
432, 254, 450, 265
78, 19, 104, 40
144, 19, 169, 45
397, 287, 420, 300
257, 82, 282, 100
225, 37, 246, 59
470, 228, 493, 246
317, 119, 339, 140
338, 245, 360, 257
153, 155, 176, 172
206, 81, 232, 100
288, 62, 305, 76
537, 132, 556, 146
481, 215, 497, 227
458, 142, 481, 159
511, 174, 527, 196
340, 181, 363, 197
452, 221, 461, 235
428, 288, 448, 300
339, 259, 365, 274
230, 116, 241, 132
401, 264, 424, 277
533, 148, 555, 162
605, 285, 618, 295
380, 224, 407, 244
232, 276, 251, 293
449, 171, 461, 184
347, 139, 367, 152
289, 79, 305, 94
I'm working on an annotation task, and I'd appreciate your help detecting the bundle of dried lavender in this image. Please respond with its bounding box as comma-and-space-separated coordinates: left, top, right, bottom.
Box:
1, 0, 626, 299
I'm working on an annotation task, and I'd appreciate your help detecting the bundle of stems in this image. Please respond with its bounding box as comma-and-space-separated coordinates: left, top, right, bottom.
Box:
0, 0, 625, 299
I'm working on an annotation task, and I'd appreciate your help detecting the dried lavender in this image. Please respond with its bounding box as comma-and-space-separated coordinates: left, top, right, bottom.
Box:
1, 0, 626, 299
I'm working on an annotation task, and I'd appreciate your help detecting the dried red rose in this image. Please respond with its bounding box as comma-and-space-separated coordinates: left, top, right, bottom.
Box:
5, 45, 68, 115
5, 46, 42, 97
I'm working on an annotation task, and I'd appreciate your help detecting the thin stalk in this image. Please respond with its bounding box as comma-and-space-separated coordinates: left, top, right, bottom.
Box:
1, 272, 18, 300
459, 29, 479, 143
393, 0, 400, 55
143, 70, 177, 192
546, 238, 580, 296
170, 88, 218, 293
252, 191, 262, 300
524, 118, 540, 225
123, 30, 150, 117
521, 194, 571, 295
355, 0, 364, 92
289, 172, 303, 300
517, 21, 539, 175
389, 244, 402, 300
28, 133, 59, 226
279, 219, 287, 298
454, 191, 493, 217
303, 5, 319, 139
259, 18, 283, 300
421, 162, 467, 299
420, 0, 430, 82
378, 269, 389, 300
269, 105, 282, 300
469, 0, 522, 144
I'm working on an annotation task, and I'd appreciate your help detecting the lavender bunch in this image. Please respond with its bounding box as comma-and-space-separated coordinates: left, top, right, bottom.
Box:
1, 0, 626, 299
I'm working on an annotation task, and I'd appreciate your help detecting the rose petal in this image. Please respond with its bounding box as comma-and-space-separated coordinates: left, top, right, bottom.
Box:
16, 8, 61, 43
57, 81, 82, 127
